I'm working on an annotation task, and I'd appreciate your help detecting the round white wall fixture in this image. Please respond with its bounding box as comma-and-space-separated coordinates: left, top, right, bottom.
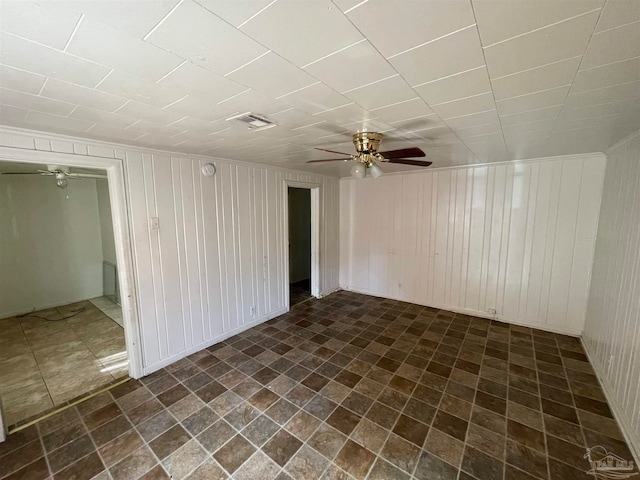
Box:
201, 163, 216, 176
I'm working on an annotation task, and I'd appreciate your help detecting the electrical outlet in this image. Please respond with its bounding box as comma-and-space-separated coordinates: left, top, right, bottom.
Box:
250, 306, 256, 317
487, 308, 497, 315
150, 217, 159, 231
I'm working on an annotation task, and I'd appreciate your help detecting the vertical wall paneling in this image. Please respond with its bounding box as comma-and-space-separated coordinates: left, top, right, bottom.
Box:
0, 127, 340, 376
340, 154, 606, 335
584, 131, 640, 461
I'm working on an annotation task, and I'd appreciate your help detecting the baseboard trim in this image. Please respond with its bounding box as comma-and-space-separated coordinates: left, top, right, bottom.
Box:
581, 338, 640, 467
341, 287, 582, 337
0, 294, 105, 320
141, 307, 288, 376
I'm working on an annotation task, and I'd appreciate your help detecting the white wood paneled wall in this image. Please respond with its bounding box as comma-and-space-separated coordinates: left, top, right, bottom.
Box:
340, 154, 606, 335
583, 131, 640, 460
0, 128, 340, 374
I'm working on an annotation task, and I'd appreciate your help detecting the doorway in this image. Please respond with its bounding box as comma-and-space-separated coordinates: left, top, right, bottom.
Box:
286, 183, 320, 308
0, 152, 140, 436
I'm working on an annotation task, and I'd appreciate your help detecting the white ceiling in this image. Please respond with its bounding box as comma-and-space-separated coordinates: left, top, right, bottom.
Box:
0, 0, 638, 177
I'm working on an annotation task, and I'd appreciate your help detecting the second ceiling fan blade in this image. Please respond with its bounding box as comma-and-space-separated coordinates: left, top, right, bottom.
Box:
307, 158, 351, 163
0, 172, 42, 175
379, 147, 426, 159
388, 158, 433, 166
314, 147, 353, 156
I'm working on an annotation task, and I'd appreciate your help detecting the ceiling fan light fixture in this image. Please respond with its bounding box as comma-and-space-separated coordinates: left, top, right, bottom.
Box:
55, 172, 68, 189
369, 163, 383, 179
350, 162, 366, 179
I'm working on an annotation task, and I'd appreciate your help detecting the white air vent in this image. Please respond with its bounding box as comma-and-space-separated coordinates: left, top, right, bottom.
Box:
226, 112, 276, 130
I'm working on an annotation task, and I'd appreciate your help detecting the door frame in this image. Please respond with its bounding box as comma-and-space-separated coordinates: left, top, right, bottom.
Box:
284, 180, 321, 308
0, 147, 144, 384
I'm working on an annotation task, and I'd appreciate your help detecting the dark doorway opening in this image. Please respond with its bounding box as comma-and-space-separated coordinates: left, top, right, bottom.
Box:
288, 187, 312, 306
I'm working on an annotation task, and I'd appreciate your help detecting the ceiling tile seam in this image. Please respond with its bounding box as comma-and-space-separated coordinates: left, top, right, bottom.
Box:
93, 69, 114, 90
311, 102, 356, 116
216, 88, 251, 105
162, 95, 190, 110
577, 54, 640, 72
479, 7, 604, 50
568, 79, 640, 97
340, 74, 399, 94
275, 82, 321, 100
593, 16, 640, 35
469, 2, 509, 160
291, 120, 326, 131
411, 66, 487, 89
155, 59, 189, 85
300, 39, 367, 69
369, 96, 422, 112
36, 78, 49, 97
0, 30, 115, 71
142, 0, 186, 41
63, 14, 85, 52
341, 0, 370, 15
386, 24, 478, 60
430, 91, 494, 107
488, 56, 584, 81
495, 85, 573, 104
236, 0, 279, 29
223, 50, 272, 77
546, 4, 607, 139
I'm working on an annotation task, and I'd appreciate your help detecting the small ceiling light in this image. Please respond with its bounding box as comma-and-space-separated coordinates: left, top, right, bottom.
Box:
55, 173, 68, 189
351, 162, 366, 179
369, 163, 383, 179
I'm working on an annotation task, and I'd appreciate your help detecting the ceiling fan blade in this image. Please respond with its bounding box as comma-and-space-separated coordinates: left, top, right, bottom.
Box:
73, 173, 108, 179
379, 147, 425, 159
314, 147, 353, 156
387, 158, 433, 167
307, 158, 352, 163
37, 169, 57, 175
0, 172, 42, 175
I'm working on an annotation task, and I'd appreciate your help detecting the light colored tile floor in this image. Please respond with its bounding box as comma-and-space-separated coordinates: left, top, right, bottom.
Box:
89, 296, 123, 327
0, 300, 128, 426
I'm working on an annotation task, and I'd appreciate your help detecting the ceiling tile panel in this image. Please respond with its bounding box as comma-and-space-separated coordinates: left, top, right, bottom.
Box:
115, 100, 184, 124
87, 124, 145, 142
165, 95, 238, 122
24, 111, 94, 133
276, 83, 351, 115
312, 103, 375, 125
499, 105, 563, 126
225, 52, 317, 98
490, 57, 582, 100
431, 92, 496, 119
563, 81, 640, 109
144, 0, 267, 76
0, 64, 46, 95
571, 58, 640, 93
0, 104, 28, 123
345, 0, 476, 58
41, 79, 128, 113
66, 18, 184, 82
557, 99, 640, 122
196, 0, 274, 27
444, 109, 500, 129
96, 70, 187, 108
0, 88, 75, 116
389, 114, 446, 133
0, 33, 110, 88
157, 62, 246, 103
239, 0, 363, 67
595, 0, 640, 32
580, 22, 640, 69
69, 106, 139, 129
413, 66, 492, 105
370, 98, 434, 124
45, 0, 179, 38
303, 41, 396, 93
496, 86, 570, 116
389, 26, 486, 85
454, 122, 502, 138
483, 11, 600, 78
343, 75, 416, 110
0, 1, 81, 49
472, 0, 604, 46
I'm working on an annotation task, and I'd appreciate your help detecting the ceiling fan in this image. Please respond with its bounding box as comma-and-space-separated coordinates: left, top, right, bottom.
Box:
308, 132, 432, 178
0, 165, 107, 189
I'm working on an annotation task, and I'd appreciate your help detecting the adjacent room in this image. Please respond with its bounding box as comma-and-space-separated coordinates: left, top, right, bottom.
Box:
0, 1, 638, 480
0, 161, 127, 427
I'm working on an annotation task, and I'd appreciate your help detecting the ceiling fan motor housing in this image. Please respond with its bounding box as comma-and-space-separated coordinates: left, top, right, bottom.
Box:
353, 132, 383, 154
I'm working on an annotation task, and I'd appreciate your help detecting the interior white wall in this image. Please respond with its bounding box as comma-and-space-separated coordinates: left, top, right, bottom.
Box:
96, 178, 117, 266
583, 131, 640, 462
0, 174, 104, 318
340, 154, 606, 335
0, 127, 340, 375
288, 187, 311, 284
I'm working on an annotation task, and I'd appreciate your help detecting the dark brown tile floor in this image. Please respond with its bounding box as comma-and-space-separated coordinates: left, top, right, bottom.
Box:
1, 291, 637, 480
